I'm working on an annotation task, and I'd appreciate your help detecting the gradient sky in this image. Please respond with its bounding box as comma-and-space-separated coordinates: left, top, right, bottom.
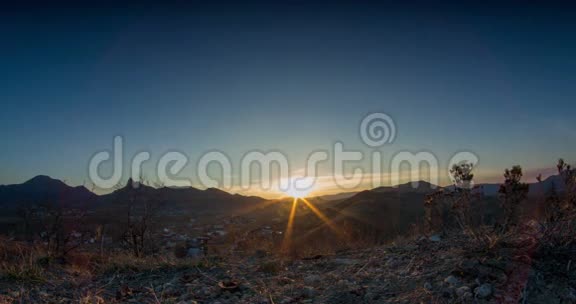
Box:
1, 2, 575, 197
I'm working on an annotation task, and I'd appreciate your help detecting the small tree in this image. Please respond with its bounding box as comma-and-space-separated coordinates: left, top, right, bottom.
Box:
538, 159, 576, 250
424, 162, 481, 235
537, 159, 575, 224
448, 162, 476, 230
557, 158, 576, 208
498, 166, 529, 233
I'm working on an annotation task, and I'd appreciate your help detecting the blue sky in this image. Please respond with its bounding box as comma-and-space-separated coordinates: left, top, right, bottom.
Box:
1, 2, 575, 196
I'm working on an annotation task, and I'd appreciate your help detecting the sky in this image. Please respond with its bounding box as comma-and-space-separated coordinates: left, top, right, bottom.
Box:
1, 2, 575, 197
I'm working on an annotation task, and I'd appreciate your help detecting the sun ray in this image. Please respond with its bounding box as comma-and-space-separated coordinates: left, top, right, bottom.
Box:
300, 198, 345, 238
281, 197, 298, 252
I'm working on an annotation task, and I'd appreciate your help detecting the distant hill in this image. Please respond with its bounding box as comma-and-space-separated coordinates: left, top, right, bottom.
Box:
316, 175, 567, 202
312, 181, 439, 203
0, 175, 96, 210
96, 179, 266, 215
0, 176, 266, 216
330, 181, 438, 235
372, 180, 439, 193
0, 173, 566, 219
294, 180, 503, 247
312, 191, 358, 202
455, 174, 564, 196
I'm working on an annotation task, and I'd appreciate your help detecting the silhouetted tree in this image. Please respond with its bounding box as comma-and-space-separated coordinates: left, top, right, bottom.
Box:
424, 162, 481, 235
557, 158, 576, 208
498, 165, 529, 233
538, 159, 576, 250
449, 162, 476, 230
543, 183, 562, 223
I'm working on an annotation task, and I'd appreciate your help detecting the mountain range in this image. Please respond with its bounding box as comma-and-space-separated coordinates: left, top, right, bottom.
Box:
0, 173, 564, 214
0, 176, 265, 214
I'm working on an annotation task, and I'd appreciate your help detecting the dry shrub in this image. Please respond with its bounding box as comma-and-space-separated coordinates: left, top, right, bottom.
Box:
538, 159, 576, 250
0, 238, 46, 283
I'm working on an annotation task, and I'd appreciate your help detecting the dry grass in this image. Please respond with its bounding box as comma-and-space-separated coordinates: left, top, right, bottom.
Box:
0, 236, 215, 288
0, 238, 46, 283
1, 260, 46, 284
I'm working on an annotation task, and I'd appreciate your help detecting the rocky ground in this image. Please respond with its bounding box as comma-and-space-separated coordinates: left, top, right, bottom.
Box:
1, 233, 575, 304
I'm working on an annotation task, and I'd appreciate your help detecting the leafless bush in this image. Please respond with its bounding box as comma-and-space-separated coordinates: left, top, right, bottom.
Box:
117, 179, 163, 257
33, 203, 88, 258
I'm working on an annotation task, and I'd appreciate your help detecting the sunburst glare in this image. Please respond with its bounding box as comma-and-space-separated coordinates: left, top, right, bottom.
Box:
282, 176, 315, 198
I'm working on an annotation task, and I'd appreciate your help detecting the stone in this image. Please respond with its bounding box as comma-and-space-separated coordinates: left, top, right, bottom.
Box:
441, 287, 454, 298
456, 286, 471, 298
429, 234, 442, 242
385, 258, 401, 268
187, 248, 202, 257
424, 282, 433, 291
304, 274, 322, 286
562, 287, 576, 301
280, 298, 293, 304
444, 275, 460, 286
461, 292, 473, 301
474, 283, 493, 298
302, 286, 316, 298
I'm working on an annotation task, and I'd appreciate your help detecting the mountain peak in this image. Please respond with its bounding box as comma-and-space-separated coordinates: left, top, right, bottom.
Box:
204, 187, 228, 194
24, 175, 65, 186
398, 180, 436, 188
27, 175, 53, 181
372, 180, 439, 193
0, 175, 96, 208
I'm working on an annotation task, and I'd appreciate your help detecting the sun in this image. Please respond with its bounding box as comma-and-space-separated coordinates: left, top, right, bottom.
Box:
284, 187, 311, 198
282, 177, 315, 198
